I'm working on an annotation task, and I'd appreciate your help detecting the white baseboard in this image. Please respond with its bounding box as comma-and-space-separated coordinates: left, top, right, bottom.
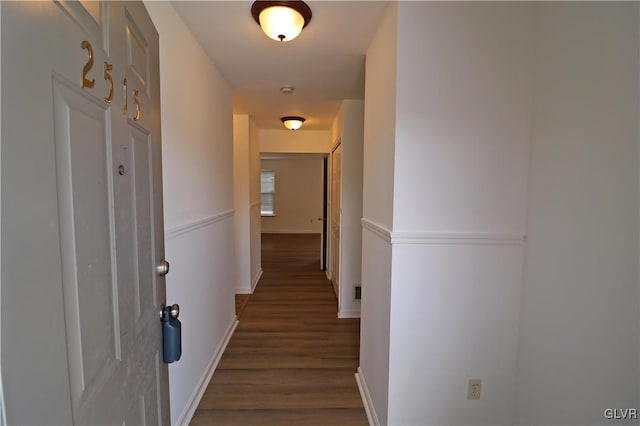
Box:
355, 367, 380, 426
173, 317, 238, 426
338, 310, 361, 319
250, 268, 263, 292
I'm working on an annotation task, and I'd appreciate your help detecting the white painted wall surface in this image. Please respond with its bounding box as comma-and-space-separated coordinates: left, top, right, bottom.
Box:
233, 115, 251, 293
0, 6, 4, 424
249, 119, 262, 290
389, 242, 524, 425
362, 3, 396, 231
385, 4, 532, 425
331, 100, 364, 318
261, 158, 323, 234
145, 3, 236, 424
233, 115, 262, 293
517, 3, 640, 424
259, 129, 330, 154
393, 2, 531, 234
358, 3, 397, 424
359, 225, 392, 426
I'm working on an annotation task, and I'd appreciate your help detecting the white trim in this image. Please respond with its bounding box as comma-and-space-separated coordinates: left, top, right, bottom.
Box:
251, 268, 263, 293
330, 137, 342, 154
355, 367, 380, 426
361, 218, 391, 243
338, 310, 361, 319
391, 231, 525, 246
165, 210, 234, 240
361, 218, 525, 246
173, 317, 238, 426
235, 285, 252, 295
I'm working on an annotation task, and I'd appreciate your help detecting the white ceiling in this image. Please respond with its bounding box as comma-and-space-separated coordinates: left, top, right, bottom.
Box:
170, 1, 389, 130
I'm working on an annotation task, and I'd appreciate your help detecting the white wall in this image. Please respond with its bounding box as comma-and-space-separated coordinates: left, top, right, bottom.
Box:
261, 158, 323, 234
517, 3, 640, 424
358, 3, 397, 424
360, 2, 640, 426
233, 115, 262, 294
260, 129, 330, 154
393, 3, 531, 234
389, 242, 524, 425
233, 115, 250, 293
331, 100, 364, 318
361, 2, 396, 231
385, 3, 532, 425
145, 3, 236, 425
249, 119, 262, 291
0, 6, 4, 423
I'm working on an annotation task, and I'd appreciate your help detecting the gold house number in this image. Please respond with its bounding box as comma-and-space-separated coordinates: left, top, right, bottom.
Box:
81, 40, 95, 88
133, 89, 141, 121
104, 62, 114, 103
82, 40, 141, 119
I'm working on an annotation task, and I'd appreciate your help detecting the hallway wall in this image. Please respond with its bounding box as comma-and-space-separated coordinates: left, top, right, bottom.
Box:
360, 2, 640, 425
145, 3, 236, 425
388, 3, 531, 424
517, 4, 640, 424
259, 129, 330, 154
359, 3, 397, 424
331, 101, 364, 318
233, 115, 262, 294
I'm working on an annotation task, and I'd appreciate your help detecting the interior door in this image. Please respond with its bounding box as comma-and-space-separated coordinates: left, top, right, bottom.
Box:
330, 144, 342, 299
1, 2, 169, 424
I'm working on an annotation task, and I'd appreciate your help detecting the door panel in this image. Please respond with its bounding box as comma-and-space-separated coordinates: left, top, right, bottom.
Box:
125, 12, 149, 92
56, 0, 108, 51
52, 76, 121, 412
131, 125, 154, 322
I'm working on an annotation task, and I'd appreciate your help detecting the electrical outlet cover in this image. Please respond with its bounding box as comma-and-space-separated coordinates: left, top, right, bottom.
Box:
468, 379, 481, 400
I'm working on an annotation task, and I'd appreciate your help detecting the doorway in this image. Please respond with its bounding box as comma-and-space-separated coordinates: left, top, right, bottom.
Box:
260, 153, 326, 272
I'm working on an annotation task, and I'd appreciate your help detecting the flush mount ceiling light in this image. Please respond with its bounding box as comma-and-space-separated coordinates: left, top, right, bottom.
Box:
281, 116, 305, 130
251, 1, 312, 42
280, 85, 295, 94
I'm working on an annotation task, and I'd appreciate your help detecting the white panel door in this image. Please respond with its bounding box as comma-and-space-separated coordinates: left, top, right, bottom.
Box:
1, 2, 169, 424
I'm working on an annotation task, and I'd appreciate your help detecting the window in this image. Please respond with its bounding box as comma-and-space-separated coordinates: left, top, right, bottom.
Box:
260, 170, 275, 216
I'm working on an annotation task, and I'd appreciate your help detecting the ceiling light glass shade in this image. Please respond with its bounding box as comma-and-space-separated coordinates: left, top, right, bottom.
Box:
259, 6, 304, 42
281, 116, 305, 130
251, 1, 312, 42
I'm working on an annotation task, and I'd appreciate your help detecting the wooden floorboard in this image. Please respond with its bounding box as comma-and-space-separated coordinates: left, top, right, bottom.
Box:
190, 233, 367, 426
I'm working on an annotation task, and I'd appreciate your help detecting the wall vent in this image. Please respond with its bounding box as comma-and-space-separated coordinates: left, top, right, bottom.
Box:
355, 286, 362, 300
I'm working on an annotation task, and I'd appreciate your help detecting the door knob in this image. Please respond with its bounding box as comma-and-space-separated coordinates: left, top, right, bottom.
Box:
156, 259, 170, 276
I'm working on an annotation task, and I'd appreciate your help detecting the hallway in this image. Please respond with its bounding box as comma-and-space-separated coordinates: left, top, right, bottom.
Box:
190, 234, 367, 426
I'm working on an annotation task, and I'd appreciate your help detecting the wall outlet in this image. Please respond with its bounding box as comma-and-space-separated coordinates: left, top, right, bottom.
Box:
355, 285, 362, 300
467, 379, 481, 400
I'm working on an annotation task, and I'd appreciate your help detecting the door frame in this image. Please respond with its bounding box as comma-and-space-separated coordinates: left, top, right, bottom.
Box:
321, 155, 328, 271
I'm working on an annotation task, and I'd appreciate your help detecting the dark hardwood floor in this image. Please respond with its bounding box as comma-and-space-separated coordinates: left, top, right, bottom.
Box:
190, 233, 367, 426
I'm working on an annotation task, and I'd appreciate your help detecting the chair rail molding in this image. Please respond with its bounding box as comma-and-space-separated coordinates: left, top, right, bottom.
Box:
361, 218, 524, 246
165, 210, 235, 240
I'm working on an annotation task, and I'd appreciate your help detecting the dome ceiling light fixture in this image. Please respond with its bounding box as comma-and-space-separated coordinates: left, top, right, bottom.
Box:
251, 1, 312, 42
280, 85, 295, 94
281, 116, 305, 131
